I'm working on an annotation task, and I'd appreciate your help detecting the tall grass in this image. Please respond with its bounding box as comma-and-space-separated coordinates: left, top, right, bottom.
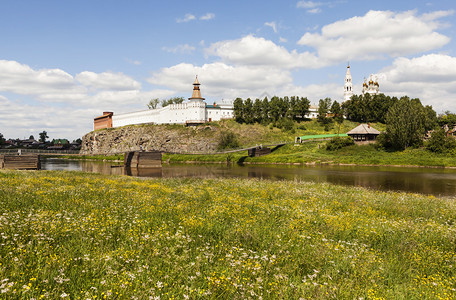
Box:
0, 170, 454, 299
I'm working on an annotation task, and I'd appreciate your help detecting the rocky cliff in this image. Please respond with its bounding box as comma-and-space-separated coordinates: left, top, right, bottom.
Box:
81, 124, 221, 155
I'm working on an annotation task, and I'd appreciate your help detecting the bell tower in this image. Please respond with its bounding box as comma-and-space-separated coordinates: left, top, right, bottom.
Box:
344, 64, 353, 101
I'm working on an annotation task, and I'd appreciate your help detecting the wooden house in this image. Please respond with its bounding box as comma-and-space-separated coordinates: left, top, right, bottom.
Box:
346, 124, 380, 141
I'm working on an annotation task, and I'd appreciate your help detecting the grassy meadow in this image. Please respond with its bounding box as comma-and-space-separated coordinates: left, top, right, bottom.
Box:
0, 170, 455, 299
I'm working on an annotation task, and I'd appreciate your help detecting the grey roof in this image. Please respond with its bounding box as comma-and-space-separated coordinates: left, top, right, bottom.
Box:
347, 124, 380, 135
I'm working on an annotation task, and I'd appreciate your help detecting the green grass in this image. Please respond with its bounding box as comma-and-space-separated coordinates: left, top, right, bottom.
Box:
0, 170, 455, 299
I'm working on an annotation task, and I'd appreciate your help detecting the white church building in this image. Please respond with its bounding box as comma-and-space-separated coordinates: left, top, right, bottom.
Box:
343, 64, 380, 101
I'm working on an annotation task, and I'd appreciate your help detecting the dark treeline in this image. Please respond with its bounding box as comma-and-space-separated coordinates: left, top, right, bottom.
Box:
233, 96, 311, 124
342, 93, 398, 123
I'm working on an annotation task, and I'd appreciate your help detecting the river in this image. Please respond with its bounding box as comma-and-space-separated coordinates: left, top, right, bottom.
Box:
41, 158, 456, 197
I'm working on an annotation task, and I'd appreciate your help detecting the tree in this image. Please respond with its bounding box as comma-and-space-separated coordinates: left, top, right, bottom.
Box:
161, 96, 185, 107
243, 98, 254, 124
342, 93, 398, 123
423, 105, 438, 131
318, 98, 333, 130
385, 97, 429, 150
0, 133, 5, 145
29, 135, 35, 140
147, 98, 159, 109
438, 111, 456, 128
330, 101, 344, 133
39, 131, 48, 143
294, 97, 311, 121
261, 97, 270, 123
252, 98, 263, 123
233, 98, 244, 123
426, 129, 454, 153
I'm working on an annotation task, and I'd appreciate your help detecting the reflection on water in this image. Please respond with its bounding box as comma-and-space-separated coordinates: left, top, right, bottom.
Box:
41, 158, 456, 197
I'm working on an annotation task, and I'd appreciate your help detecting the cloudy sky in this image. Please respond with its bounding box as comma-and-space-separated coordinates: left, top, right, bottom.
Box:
1, 0, 456, 140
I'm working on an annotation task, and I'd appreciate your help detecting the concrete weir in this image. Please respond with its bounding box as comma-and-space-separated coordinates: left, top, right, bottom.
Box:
124, 151, 162, 168
0, 154, 41, 170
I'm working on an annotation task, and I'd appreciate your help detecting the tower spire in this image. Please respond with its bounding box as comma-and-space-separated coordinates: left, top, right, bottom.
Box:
189, 75, 205, 100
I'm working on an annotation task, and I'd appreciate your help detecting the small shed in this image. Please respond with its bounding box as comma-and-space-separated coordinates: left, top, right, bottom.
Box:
346, 124, 380, 141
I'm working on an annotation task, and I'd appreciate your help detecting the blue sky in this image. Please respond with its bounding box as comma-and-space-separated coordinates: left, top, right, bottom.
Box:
1, 0, 456, 140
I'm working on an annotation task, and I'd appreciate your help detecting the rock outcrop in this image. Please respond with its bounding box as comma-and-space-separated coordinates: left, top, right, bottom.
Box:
81, 124, 221, 155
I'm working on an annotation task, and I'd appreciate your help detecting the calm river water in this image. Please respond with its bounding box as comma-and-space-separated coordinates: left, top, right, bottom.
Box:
41, 158, 456, 197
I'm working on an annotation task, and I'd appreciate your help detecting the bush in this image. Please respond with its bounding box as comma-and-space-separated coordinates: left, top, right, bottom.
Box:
426, 129, 456, 153
217, 131, 240, 151
325, 136, 355, 151
375, 132, 392, 150
275, 118, 295, 132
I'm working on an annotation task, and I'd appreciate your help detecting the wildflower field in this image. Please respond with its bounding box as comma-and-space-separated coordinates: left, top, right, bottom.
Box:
0, 170, 455, 299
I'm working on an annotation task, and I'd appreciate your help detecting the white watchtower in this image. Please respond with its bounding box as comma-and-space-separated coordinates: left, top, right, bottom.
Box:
344, 64, 354, 101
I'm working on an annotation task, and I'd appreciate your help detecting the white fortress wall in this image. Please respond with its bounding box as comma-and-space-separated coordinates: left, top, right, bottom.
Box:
113, 108, 162, 127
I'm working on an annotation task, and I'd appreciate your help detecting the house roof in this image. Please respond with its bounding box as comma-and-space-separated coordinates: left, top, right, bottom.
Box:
347, 124, 380, 135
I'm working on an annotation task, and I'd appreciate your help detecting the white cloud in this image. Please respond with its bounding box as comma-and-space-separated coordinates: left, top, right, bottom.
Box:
296, 1, 324, 13
279, 37, 288, 43
76, 71, 141, 91
206, 35, 321, 69
176, 13, 196, 23
162, 44, 196, 54
296, 1, 322, 9
377, 54, 456, 113
148, 62, 293, 100
265, 21, 278, 33
0, 59, 176, 139
126, 58, 142, 65
308, 8, 321, 14
298, 10, 451, 63
0, 60, 87, 103
200, 13, 215, 21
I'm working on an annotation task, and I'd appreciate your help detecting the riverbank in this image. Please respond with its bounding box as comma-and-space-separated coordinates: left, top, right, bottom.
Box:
0, 170, 454, 299
163, 142, 456, 168
60, 141, 456, 168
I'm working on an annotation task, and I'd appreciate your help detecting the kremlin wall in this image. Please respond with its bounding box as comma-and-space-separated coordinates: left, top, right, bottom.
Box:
83, 67, 380, 155
93, 77, 234, 130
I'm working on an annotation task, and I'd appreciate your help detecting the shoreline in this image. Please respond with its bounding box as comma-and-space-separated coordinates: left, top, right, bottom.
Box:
54, 155, 456, 169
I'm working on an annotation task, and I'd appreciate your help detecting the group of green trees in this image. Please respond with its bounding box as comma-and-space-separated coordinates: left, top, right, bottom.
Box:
342, 93, 398, 123
147, 97, 185, 109
232, 93, 453, 152
316, 98, 344, 132
426, 111, 456, 154
378, 97, 437, 150
233, 96, 311, 124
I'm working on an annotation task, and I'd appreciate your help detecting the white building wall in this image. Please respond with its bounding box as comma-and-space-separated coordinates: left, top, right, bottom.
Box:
113, 109, 162, 127
206, 107, 234, 121
112, 99, 228, 128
